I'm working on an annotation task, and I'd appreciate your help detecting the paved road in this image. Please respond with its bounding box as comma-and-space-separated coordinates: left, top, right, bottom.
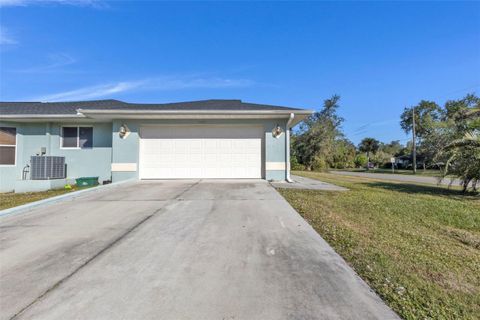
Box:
272, 175, 348, 191
332, 170, 464, 186
0, 180, 398, 320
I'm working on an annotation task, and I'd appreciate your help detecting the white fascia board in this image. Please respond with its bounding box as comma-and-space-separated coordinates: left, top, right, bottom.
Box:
77, 109, 313, 115
0, 109, 313, 124
78, 114, 297, 120
77, 109, 313, 124
0, 114, 112, 123
0, 114, 85, 119
0, 115, 88, 123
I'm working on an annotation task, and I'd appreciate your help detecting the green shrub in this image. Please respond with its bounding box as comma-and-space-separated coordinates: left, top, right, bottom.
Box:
312, 156, 328, 171
371, 150, 393, 167
354, 154, 368, 168
290, 156, 304, 170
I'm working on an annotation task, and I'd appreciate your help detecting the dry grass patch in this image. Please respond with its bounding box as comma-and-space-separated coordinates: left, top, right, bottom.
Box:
0, 187, 82, 211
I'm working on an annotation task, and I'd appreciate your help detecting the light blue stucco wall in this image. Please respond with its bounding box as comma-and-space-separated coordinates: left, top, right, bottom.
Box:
49, 123, 112, 182
266, 170, 288, 181
0, 121, 112, 192
111, 119, 288, 182
112, 120, 140, 182
1, 118, 290, 192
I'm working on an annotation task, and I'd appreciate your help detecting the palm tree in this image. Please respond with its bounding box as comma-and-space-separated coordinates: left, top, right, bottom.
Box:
358, 138, 380, 170
445, 131, 480, 149
437, 105, 480, 192
441, 133, 479, 193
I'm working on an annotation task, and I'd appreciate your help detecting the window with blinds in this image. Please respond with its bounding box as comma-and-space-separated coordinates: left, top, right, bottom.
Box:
0, 127, 16, 165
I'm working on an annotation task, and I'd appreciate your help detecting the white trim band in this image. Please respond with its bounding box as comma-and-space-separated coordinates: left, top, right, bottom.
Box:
266, 162, 286, 171
111, 163, 137, 172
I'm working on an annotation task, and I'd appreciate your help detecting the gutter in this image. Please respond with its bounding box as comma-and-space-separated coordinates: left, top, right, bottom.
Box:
0, 114, 85, 119
1, 109, 313, 127
286, 113, 295, 183
77, 109, 313, 115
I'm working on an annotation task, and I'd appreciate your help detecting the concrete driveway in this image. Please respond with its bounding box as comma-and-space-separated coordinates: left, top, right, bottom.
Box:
0, 180, 398, 320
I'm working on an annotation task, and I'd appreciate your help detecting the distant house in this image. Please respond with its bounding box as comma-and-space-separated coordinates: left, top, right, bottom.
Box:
394, 155, 426, 169
0, 99, 312, 192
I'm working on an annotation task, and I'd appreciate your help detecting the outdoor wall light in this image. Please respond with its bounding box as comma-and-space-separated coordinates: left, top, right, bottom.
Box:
119, 123, 130, 139
272, 124, 283, 138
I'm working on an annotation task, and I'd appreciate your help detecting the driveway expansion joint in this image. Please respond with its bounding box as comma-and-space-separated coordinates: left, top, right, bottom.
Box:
9, 180, 203, 320
8, 212, 156, 320
3, 179, 398, 320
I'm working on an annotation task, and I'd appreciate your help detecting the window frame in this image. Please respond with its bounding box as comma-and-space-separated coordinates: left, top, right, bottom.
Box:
0, 126, 17, 167
60, 125, 94, 149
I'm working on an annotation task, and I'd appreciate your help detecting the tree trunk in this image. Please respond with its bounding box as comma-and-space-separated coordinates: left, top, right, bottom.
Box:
462, 178, 473, 193
366, 152, 370, 171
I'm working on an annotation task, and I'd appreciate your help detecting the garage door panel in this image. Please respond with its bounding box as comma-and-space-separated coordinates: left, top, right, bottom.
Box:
218, 140, 233, 150
189, 153, 202, 164
140, 126, 263, 179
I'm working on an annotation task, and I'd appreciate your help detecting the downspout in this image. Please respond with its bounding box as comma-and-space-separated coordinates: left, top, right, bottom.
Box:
286, 113, 294, 182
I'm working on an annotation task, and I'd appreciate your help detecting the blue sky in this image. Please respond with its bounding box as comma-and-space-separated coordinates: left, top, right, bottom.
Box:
1, 0, 479, 144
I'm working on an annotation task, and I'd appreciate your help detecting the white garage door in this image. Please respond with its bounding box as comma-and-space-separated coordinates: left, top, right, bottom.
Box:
139, 125, 263, 179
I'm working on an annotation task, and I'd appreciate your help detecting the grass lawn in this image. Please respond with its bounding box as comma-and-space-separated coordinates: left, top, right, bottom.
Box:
335, 168, 443, 177
278, 171, 479, 320
0, 186, 85, 211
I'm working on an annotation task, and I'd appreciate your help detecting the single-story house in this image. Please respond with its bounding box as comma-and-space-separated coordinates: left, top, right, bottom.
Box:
0, 99, 312, 192
394, 155, 426, 169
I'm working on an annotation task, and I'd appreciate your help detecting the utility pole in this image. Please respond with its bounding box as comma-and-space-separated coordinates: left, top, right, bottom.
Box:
412, 106, 417, 174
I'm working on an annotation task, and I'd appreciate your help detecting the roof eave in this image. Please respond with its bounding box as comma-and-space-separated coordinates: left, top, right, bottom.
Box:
1, 109, 313, 125
0, 114, 86, 120
76, 109, 313, 115
77, 109, 312, 124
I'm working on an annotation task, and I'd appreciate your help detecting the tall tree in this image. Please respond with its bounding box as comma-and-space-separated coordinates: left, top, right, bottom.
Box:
435, 95, 480, 192
331, 138, 356, 169
400, 101, 443, 169
301, 94, 344, 131
358, 137, 380, 170
400, 93, 479, 192
381, 140, 403, 156
400, 101, 443, 138
294, 95, 346, 170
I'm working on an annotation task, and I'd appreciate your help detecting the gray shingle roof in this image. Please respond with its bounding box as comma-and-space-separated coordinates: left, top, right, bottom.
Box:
0, 99, 306, 115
